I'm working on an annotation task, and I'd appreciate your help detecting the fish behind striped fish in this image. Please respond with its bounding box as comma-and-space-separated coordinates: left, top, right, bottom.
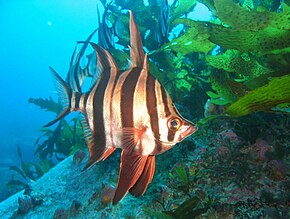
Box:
46, 11, 197, 204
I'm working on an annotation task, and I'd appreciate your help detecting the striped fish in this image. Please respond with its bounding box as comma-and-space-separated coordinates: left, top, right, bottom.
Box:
46, 11, 197, 204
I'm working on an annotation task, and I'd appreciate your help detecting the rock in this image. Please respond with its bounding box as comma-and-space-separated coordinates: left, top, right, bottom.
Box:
17, 195, 33, 215
53, 207, 67, 219
0, 155, 149, 218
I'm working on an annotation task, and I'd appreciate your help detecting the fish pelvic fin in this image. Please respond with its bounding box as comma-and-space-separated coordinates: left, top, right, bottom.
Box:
129, 155, 155, 197
113, 151, 148, 204
44, 67, 79, 127
129, 10, 145, 68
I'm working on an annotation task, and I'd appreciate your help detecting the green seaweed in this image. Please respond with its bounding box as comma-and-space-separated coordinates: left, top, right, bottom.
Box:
209, 0, 290, 54
206, 50, 274, 80
209, 71, 249, 105
209, 26, 290, 54
171, 0, 198, 20
227, 74, 290, 116
146, 196, 210, 219
34, 119, 85, 160
175, 166, 189, 191
158, 20, 215, 55
7, 146, 45, 191
28, 97, 62, 114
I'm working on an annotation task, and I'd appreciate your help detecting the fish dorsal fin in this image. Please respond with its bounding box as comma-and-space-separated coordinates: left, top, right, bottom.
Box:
67, 28, 98, 92
129, 10, 145, 68
89, 42, 118, 86
142, 53, 148, 71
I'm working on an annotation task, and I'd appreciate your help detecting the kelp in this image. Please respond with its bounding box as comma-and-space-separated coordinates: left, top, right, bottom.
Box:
171, 0, 198, 20
7, 146, 45, 190
209, 26, 290, 54
34, 119, 85, 160
206, 50, 274, 80
227, 74, 290, 116
161, 1, 290, 55
214, 0, 290, 31
158, 20, 215, 55
209, 1, 290, 54
28, 97, 62, 114
209, 71, 249, 105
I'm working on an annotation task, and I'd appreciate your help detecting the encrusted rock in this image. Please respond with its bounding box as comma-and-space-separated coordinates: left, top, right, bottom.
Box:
73, 150, 87, 164
70, 200, 82, 215
17, 195, 33, 214
53, 207, 68, 219
101, 185, 115, 206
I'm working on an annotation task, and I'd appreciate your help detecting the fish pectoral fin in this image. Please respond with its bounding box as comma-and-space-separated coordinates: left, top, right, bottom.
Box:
118, 126, 147, 153
129, 155, 155, 197
113, 151, 148, 205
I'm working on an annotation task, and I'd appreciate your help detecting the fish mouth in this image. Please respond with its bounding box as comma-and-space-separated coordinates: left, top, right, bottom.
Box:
156, 124, 198, 145
158, 139, 176, 146
179, 124, 198, 141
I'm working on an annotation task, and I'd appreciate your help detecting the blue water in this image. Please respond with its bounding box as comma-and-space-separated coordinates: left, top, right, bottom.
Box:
0, 0, 99, 170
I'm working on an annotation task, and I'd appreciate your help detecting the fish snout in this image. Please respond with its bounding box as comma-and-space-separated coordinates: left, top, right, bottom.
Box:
179, 122, 198, 141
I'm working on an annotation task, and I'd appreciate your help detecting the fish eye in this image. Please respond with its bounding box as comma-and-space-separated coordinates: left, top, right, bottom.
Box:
168, 118, 181, 131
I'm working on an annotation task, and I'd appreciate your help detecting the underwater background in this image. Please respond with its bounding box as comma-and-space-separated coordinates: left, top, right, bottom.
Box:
0, 0, 103, 194
0, 0, 289, 218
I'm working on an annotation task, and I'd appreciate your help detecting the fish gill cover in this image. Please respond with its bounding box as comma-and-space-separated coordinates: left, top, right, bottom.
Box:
1, 0, 289, 218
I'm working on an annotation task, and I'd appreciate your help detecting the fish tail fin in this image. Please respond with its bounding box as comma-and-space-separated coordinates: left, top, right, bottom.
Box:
44, 67, 74, 127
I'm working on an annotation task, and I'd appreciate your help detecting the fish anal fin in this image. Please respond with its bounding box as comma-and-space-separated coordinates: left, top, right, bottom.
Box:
80, 115, 109, 170
80, 115, 94, 147
113, 151, 147, 204
101, 147, 116, 161
83, 143, 107, 170
129, 155, 155, 197
129, 10, 145, 68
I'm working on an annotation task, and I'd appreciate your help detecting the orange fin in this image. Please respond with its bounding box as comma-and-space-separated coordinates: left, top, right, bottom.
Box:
129, 10, 145, 68
113, 151, 147, 204
129, 155, 155, 197
84, 147, 116, 170
101, 147, 116, 161
115, 127, 146, 153
79, 114, 116, 170
83, 144, 107, 170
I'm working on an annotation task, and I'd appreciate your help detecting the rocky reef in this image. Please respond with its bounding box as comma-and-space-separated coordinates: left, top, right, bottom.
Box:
0, 153, 149, 218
